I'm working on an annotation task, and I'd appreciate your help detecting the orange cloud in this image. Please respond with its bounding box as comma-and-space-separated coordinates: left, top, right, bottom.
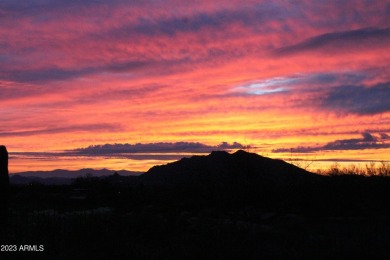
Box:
1, 0, 389, 172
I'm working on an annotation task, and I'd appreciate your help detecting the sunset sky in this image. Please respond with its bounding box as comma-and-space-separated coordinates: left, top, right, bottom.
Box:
1, 0, 389, 173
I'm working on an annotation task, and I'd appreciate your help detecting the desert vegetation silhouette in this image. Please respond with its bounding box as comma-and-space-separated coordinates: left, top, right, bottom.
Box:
1, 146, 390, 259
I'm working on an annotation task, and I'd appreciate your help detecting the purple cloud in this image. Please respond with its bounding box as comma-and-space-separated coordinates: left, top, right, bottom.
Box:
73, 141, 244, 155
321, 82, 390, 115
273, 132, 390, 153
275, 27, 390, 56
0, 123, 121, 137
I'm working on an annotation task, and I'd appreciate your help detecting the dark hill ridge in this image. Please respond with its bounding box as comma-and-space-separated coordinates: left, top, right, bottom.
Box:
143, 150, 320, 185
9, 151, 321, 187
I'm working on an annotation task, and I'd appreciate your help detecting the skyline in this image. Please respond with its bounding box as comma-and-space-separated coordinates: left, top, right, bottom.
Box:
1, 0, 389, 173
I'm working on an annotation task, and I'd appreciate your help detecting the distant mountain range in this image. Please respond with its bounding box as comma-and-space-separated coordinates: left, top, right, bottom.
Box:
10, 150, 320, 185
10, 168, 142, 185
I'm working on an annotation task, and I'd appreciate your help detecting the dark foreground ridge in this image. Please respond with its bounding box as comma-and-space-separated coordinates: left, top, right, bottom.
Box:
2, 150, 390, 259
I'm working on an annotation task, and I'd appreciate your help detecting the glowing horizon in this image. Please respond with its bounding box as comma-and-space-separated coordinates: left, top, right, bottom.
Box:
1, 1, 389, 173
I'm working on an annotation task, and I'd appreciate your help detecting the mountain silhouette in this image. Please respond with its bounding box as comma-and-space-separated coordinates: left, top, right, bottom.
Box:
13, 168, 142, 179
142, 150, 319, 185
10, 175, 73, 185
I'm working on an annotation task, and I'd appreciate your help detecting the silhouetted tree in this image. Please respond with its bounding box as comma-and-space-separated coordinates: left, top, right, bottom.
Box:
0, 145, 9, 226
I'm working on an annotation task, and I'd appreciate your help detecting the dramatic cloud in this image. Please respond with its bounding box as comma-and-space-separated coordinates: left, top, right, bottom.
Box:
0, 124, 121, 137
8, 142, 246, 172
0, 67, 97, 83
321, 82, 390, 115
73, 142, 244, 155
275, 27, 390, 56
273, 132, 390, 153
1, 61, 155, 83
1, 0, 389, 172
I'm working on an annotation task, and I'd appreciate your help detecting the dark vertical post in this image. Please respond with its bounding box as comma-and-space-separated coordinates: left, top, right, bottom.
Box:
0, 145, 9, 226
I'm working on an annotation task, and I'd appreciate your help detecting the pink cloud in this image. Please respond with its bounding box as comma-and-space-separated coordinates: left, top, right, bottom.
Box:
1, 0, 389, 171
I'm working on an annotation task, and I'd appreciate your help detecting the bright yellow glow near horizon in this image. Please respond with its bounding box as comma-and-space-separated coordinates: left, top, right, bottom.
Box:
1, 1, 389, 173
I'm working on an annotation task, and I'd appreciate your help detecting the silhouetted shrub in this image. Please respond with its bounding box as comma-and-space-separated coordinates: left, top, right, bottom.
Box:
318, 161, 390, 176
